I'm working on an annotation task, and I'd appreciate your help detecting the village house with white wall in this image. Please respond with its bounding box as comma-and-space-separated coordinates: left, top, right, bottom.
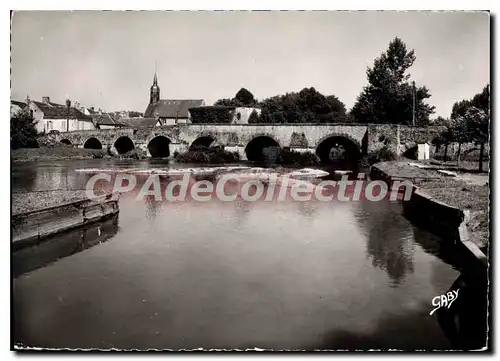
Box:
11, 96, 95, 133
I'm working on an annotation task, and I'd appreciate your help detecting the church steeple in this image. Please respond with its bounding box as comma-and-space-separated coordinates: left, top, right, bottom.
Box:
150, 66, 160, 104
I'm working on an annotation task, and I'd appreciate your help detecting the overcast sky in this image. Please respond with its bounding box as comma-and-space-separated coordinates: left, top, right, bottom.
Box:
11, 11, 489, 117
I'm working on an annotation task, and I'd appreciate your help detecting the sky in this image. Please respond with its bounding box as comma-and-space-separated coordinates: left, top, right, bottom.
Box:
11, 11, 490, 117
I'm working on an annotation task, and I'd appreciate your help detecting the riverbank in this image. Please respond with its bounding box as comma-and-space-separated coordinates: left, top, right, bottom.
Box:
12, 190, 119, 249
371, 161, 489, 255
12, 147, 110, 162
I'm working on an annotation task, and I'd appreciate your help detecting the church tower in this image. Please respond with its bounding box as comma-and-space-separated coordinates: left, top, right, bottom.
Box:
150, 70, 160, 104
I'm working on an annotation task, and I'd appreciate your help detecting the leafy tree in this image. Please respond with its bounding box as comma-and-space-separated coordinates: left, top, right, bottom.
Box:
451, 99, 472, 119
432, 116, 449, 126
433, 117, 453, 160
450, 115, 470, 163
350, 37, 435, 125
451, 85, 489, 119
449, 85, 490, 169
214, 87, 347, 123
214, 88, 257, 107
234, 88, 256, 106
214, 98, 236, 107
258, 87, 347, 123
248, 110, 260, 123
11, 108, 38, 149
464, 107, 489, 172
471, 84, 490, 112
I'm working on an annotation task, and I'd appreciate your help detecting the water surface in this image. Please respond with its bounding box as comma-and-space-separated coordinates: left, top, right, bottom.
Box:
13, 159, 460, 350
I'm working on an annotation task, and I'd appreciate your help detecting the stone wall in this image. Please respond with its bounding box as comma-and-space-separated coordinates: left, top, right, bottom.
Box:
398, 125, 446, 154
366, 124, 399, 154
38, 123, 453, 160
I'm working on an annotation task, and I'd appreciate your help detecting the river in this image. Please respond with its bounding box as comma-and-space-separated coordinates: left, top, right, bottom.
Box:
12, 159, 461, 350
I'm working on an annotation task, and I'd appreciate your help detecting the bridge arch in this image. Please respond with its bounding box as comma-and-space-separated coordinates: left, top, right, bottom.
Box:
113, 136, 135, 154
245, 134, 281, 162
147, 136, 171, 158
60, 139, 72, 146
83, 137, 103, 150
315, 133, 361, 167
190, 135, 216, 150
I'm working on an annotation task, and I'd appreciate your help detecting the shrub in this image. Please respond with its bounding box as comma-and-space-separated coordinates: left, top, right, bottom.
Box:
175, 148, 239, 164
11, 109, 39, 149
276, 149, 319, 166
189, 106, 235, 124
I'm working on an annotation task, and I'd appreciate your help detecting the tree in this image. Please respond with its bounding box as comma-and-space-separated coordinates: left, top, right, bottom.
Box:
258, 87, 347, 123
450, 116, 470, 163
214, 98, 235, 107
450, 85, 490, 170
433, 117, 453, 160
464, 107, 489, 172
248, 110, 260, 123
350, 37, 435, 125
11, 108, 39, 149
234, 88, 256, 106
214, 88, 257, 107
451, 85, 490, 119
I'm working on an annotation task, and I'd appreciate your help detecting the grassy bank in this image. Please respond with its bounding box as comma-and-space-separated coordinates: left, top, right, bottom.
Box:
373, 160, 489, 250
11, 147, 109, 162
11, 146, 150, 162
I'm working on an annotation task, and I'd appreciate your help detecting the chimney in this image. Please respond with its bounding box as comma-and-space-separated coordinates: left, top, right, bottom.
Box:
42, 96, 50, 104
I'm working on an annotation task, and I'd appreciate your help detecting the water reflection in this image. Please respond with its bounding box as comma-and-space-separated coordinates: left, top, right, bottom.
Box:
354, 201, 415, 286
144, 195, 162, 221
13, 214, 119, 277
295, 201, 318, 219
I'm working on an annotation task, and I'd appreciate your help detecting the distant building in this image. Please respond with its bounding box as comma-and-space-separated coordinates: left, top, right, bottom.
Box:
92, 113, 126, 130
13, 96, 95, 133
118, 117, 161, 128
144, 71, 205, 125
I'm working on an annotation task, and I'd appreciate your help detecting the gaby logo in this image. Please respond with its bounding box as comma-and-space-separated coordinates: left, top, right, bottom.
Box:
429, 290, 459, 316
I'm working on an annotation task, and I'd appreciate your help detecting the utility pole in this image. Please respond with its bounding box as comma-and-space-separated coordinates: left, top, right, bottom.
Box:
412, 81, 416, 127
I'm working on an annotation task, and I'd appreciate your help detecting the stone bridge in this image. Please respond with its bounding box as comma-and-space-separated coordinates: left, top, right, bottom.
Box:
39, 123, 445, 162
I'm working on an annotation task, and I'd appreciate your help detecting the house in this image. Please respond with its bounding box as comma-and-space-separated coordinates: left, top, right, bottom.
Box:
21, 96, 95, 133
144, 71, 205, 125
93, 113, 126, 130
145, 99, 205, 125
118, 117, 161, 128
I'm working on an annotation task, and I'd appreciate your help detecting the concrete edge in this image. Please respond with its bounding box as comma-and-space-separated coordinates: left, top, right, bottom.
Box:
370, 163, 488, 269
12, 193, 120, 250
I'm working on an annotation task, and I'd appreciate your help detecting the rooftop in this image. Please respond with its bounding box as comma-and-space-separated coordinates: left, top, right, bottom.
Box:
31, 100, 93, 121
144, 99, 204, 119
